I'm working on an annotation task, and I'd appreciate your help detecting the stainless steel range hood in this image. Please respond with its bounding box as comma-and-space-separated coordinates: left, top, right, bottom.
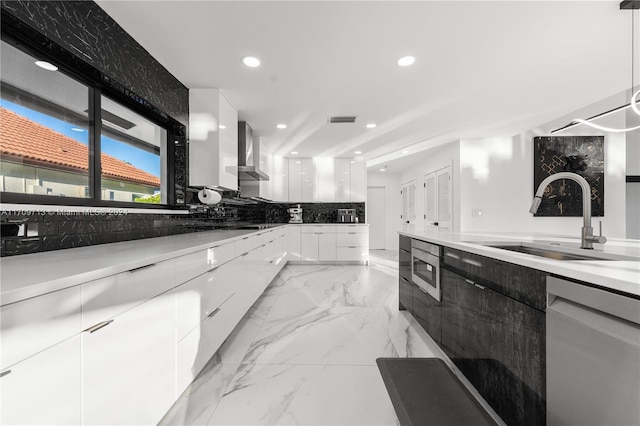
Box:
238, 121, 270, 181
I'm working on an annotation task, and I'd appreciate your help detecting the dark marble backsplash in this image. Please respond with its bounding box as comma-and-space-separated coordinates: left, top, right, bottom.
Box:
1, 202, 365, 257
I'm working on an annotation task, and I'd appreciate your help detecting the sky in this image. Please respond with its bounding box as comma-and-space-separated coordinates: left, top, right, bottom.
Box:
0, 99, 161, 177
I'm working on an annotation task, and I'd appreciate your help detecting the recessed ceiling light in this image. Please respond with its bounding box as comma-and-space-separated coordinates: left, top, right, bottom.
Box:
296, 161, 301, 164
379, 168, 386, 172
219, 125, 226, 129
366, 123, 376, 129
354, 151, 362, 154
71, 127, 84, 132
276, 124, 287, 129
397, 56, 415, 67
242, 56, 261, 68
350, 160, 356, 164
35, 61, 58, 71
402, 150, 409, 154
291, 151, 298, 155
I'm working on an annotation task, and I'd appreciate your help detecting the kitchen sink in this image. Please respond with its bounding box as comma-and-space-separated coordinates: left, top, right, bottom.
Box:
470, 242, 637, 262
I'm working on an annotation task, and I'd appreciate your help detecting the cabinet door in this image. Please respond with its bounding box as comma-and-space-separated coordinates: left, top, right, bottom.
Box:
1, 285, 82, 371
317, 157, 335, 202
288, 225, 302, 260
413, 284, 442, 346
0, 334, 81, 425
441, 268, 545, 426
350, 157, 366, 201
219, 92, 239, 190
301, 233, 319, 261
259, 151, 273, 200
318, 232, 337, 261
288, 158, 302, 201
335, 158, 351, 202
82, 290, 176, 426
272, 155, 289, 201
301, 158, 318, 202
399, 275, 413, 312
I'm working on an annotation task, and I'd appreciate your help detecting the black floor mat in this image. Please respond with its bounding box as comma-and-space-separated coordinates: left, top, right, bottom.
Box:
376, 358, 499, 426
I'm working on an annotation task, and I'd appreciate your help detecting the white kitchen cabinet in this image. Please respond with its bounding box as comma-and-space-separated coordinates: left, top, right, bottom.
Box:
271, 155, 289, 201
1, 285, 82, 371
189, 89, 238, 190
300, 226, 337, 262
288, 158, 303, 201
82, 289, 177, 426
317, 157, 335, 202
318, 232, 337, 261
335, 158, 351, 202
301, 158, 318, 202
301, 232, 319, 261
0, 334, 82, 425
336, 225, 369, 262
350, 157, 366, 201
288, 225, 302, 260
259, 150, 274, 201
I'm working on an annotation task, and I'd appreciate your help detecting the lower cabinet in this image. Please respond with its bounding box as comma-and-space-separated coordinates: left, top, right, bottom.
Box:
301, 229, 337, 262
412, 283, 442, 346
441, 267, 546, 426
0, 334, 82, 425
82, 289, 177, 426
398, 239, 412, 311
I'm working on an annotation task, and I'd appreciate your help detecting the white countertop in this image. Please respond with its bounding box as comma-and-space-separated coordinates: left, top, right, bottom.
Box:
0, 227, 286, 306
400, 226, 640, 297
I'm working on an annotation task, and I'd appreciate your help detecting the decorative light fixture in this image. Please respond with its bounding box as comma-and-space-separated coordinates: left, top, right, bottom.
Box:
35, 61, 58, 71
276, 124, 287, 129
552, 1, 640, 133
366, 123, 377, 129
397, 56, 415, 67
242, 56, 261, 68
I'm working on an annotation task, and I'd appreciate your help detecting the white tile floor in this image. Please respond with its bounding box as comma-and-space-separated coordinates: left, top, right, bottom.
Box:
160, 251, 442, 426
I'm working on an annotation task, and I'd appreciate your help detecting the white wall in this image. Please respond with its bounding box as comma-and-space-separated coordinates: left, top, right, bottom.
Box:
398, 142, 461, 233
459, 102, 628, 238
367, 172, 401, 250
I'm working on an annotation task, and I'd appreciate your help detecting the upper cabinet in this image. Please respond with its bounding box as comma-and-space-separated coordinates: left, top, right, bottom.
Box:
285, 157, 366, 202
271, 155, 289, 202
188, 89, 238, 190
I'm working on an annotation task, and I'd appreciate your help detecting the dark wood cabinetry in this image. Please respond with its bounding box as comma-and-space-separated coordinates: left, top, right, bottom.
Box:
413, 284, 442, 346
441, 266, 546, 426
398, 236, 412, 311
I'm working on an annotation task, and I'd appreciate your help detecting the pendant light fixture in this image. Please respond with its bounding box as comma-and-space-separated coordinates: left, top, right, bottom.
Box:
552, 1, 640, 133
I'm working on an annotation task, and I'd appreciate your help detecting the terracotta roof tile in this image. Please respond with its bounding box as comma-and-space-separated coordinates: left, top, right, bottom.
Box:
0, 107, 160, 187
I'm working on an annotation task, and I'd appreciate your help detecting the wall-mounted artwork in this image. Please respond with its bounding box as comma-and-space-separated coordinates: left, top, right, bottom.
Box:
533, 136, 604, 217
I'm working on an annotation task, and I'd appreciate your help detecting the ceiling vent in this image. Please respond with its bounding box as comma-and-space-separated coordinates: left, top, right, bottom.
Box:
328, 116, 357, 124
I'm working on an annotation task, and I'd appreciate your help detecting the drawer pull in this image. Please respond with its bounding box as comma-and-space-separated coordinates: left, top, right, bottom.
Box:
474, 284, 486, 290
348, 246, 357, 248
400, 276, 409, 283
348, 232, 357, 234
242, 237, 250, 240
315, 232, 323, 234
445, 252, 460, 260
128, 263, 156, 273
269, 259, 274, 264
417, 286, 428, 294
84, 320, 114, 334
0, 370, 11, 378
207, 308, 221, 319
465, 279, 475, 285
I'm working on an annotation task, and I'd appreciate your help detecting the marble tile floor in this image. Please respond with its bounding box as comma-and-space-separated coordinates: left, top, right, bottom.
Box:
160, 257, 441, 426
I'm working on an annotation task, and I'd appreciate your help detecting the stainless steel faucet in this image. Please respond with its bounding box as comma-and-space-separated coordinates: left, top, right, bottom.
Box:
529, 171, 606, 249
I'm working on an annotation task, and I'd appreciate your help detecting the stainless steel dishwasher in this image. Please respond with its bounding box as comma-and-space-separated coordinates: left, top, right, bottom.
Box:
546, 276, 640, 426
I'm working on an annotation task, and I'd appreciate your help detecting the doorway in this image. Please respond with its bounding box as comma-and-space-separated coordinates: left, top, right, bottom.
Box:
367, 186, 386, 249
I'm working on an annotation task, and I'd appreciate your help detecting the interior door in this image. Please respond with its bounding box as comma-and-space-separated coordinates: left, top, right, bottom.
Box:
401, 180, 416, 225
424, 166, 451, 230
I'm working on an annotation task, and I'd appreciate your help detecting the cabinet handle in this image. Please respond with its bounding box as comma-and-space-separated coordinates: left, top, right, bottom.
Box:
269, 259, 274, 264
84, 319, 114, 334
128, 263, 156, 273
315, 232, 323, 234
400, 276, 409, 283
348, 232, 357, 234
474, 284, 486, 290
0, 370, 11, 378
465, 279, 475, 285
417, 286, 428, 294
348, 246, 357, 248
240, 252, 249, 257
207, 308, 221, 319
242, 237, 250, 240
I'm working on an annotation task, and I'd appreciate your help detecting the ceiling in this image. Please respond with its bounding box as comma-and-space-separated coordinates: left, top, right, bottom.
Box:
95, 0, 632, 171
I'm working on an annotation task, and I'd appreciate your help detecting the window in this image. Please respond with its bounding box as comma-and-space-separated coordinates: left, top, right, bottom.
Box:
0, 39, 168, 206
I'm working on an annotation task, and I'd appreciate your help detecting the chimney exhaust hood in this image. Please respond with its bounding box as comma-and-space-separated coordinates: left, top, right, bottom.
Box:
238, 121, 270, 181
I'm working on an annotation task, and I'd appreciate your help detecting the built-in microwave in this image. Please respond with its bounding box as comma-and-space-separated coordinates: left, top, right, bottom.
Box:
411, 239, 442, 301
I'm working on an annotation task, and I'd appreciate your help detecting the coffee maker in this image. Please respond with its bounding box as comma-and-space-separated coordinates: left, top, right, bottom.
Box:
287, 204, 303, 224
337, 209, 357, 223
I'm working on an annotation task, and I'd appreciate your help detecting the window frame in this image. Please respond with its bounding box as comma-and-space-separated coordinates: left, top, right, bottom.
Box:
0, 33, 180, 210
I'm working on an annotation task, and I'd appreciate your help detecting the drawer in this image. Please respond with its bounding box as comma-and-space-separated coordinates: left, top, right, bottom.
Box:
173, 249, 210, 283
399, 235, 411, 252
336, 232, 368, 247
81, 258, 176, 329
1, 285, 82, 369
336, 247, 368, 262
336, 225, 368, 233
175, 265, 237, 339
259, 230, 276, 245
442, 247, 547, 310
236, 234, 259, 255
301, 225, 336, 234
